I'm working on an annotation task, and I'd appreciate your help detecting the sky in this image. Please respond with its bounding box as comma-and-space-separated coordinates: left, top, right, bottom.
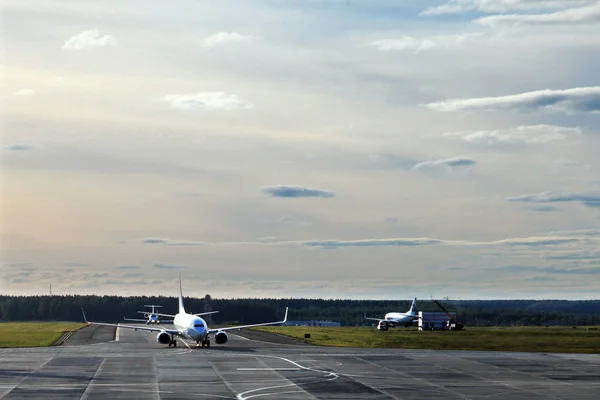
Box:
1, 0, 600, 300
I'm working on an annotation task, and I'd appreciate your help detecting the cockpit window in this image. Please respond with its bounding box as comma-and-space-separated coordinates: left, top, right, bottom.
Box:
194, 323, 204, 328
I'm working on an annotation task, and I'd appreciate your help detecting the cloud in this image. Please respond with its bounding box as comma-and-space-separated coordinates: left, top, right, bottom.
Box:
152, 263, 186, 270
507, 191, 600, 209
143, 238, 205, 246
543, 251, 600, 260
120, 271, 142, 278
202, 32, 253, 48
440, 124, 581, 145
14, 89, 35, 96
261, 185, 335, 198
412, 157, 476, 170
301, 236, 580, 249
366, 33, 482, 53
139, 234, 587, 250
115, 265, 140, 270
529, 205, 560, 212
5, 144, 33, 151
385, 217, 399, 223
475, 3, 600, 25
547, 229, 600, 236
303, 238, 442, 248
425, 86, 600, 113
277, 215, 311, 226
494, 265, 600, 275
420, 0, 591, 15
162, 92, 253, 111
62, 29, 116, 50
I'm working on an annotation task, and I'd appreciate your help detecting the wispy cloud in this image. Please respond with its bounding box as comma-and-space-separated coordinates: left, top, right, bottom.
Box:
420, 0, 591, 15
440, 124, 580, 145
143, 238, 205, 246
5, 144, 34, 151
475, 3, 600, 25
366, 33, 482, 53
202, 32, 253, 48
62, 29, 116, 50
493, 265, 600, 275
277, 215, 311, 226
425, 87, 600, 113
507, 191, 600, 209
261, 185, 335, 198
115, 265, 141, 270
140, 235, 585, 249
14, 89, 35, 96
152, 263, 186, 270
412, 157, 476, 170
162, 92, 254, 110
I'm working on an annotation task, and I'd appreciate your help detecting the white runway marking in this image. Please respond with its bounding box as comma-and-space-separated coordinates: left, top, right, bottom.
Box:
235, 355, 339, 400
237, 368, 302, 371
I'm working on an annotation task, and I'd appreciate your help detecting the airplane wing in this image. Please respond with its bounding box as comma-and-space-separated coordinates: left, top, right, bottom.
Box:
136, 311, 178, 318
194, 311, 219, 317
124, 317, 149, 322
82, 309, 182, 335
207, 307, 288, 334
364, 312, 384, 321
155, 313, 177, 318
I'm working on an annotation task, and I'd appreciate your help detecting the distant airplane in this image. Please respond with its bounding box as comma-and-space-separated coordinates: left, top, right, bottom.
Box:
123, 304, 218, 325
82, 273, 288, 348
365, 297, 419, 329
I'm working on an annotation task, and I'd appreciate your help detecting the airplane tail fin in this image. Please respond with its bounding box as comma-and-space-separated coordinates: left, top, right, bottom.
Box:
178, 271, 186, 314
407, 297, 417, 315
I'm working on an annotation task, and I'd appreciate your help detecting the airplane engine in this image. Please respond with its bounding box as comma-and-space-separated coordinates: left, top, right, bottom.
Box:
143, 313, 149, 318
214, 331, 228, 344
156, 331, 170, 344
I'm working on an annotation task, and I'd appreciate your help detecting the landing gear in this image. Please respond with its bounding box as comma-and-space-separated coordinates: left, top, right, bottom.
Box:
196, 339, 211, 348
168, 336, 177, 347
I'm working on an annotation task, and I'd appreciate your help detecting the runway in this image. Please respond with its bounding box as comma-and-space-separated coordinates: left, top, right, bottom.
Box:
1, 325, 599, 399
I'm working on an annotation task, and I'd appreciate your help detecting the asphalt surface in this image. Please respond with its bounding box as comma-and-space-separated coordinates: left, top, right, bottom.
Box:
1, 324, 599, 399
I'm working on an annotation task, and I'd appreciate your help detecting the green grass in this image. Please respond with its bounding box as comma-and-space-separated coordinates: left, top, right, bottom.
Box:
0, 322, 87, 348
252, 326, 600, 354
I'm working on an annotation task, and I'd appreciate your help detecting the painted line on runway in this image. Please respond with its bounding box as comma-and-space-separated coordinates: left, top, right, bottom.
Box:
230, 333, 251, 341
236, 355, 340, 400
237, 368, 302, 371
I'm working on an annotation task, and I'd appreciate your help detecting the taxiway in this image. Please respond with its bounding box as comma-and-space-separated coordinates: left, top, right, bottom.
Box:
1, 325, 599, 399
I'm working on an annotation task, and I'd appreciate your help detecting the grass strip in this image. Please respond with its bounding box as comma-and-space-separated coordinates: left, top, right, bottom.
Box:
252, 326, 600, 353
0, 322, 87, 348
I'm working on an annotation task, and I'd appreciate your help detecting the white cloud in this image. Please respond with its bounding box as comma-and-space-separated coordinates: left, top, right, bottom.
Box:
277, 215, 311, 226
412, 157, 476, 170
140, 235, 587, 249
421, 0, 593, 15
62, 29, 116, 50
475, 3, 600, 25
507, 191, 600, 209
161, 92, 254, 110
441, 124, 581, 144
261, 185, 335, 198
425, 86, 600, 113
366, 33, 482, 52
14, 89, 35, 96
202, 32, 254, 48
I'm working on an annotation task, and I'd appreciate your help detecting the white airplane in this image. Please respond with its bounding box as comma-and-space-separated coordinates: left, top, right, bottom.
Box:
365, 297, 418, 328
82, 273, 288, 348
123, 304, 218, 325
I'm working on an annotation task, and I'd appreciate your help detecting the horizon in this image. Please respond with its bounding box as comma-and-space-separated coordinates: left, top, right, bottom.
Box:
2, 0, 600, 299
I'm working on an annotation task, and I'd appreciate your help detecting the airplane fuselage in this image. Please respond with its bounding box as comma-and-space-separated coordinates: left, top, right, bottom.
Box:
173, 313, 207, 340
384, 313, 416, 326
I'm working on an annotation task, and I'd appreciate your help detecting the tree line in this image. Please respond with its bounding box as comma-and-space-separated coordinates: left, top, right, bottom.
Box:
0, 295, 599, 326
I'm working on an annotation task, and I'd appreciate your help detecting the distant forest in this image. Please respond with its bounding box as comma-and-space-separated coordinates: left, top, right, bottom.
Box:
1, 296, 599, 326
